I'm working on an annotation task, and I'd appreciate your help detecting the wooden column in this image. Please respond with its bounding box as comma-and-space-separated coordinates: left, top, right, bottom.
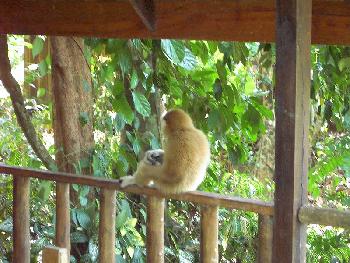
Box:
99, 189, 116, 263
200, 205, 218, 263
147, 196, 165, 263
273, 0, 312, 262
13, 176, 30, 263
258, 215, 273, 263
42, 246, 68, 263
55, 183, 70, 259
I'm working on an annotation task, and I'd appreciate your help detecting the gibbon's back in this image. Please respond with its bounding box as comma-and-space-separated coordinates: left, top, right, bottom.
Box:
161, 109, 210, 191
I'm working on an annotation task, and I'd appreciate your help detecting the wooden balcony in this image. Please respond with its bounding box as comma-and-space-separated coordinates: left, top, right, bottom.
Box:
1, 164, 349, 262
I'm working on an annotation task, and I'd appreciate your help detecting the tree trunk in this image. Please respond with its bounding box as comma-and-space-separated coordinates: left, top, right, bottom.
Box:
50, 36, 94, 259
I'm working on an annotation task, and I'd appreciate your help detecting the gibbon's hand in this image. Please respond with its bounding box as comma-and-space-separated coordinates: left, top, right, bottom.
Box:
119, 175, 135, 188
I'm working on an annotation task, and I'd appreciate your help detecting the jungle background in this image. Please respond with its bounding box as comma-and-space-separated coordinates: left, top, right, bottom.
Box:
0, 35, 349, 262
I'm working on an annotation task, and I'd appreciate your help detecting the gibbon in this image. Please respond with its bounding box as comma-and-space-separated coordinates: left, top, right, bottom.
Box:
119, 109, 210, 194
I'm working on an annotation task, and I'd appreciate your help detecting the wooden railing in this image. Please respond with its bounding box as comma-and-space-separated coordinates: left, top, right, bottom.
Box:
1, 163, 349, 263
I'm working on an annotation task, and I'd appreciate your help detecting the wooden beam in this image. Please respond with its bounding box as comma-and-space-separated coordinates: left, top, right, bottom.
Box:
0, 164, 274, 215
129, 0, 155, 31
146, 196, 165, 263
13, 176, 30, 263
55, 183, 70, 261
258, 215, 273, 263
298, 206, 350, 228
42, 246, 68, 263
99, 189, 116, 263
200, 206, 219, 263
273, 0, 311, 262
0, 1, 349, 44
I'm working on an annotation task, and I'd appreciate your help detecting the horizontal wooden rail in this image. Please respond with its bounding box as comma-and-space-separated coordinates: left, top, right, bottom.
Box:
298, 206, 350, 228
1, 0, 350, 44
0, 164, 274, 215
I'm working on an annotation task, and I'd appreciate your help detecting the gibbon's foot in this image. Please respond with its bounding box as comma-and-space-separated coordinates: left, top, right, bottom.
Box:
119, 175, 136, 188
145, 149, 164, 166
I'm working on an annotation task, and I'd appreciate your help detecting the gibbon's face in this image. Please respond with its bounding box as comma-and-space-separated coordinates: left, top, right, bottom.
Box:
161, 109, 193, 131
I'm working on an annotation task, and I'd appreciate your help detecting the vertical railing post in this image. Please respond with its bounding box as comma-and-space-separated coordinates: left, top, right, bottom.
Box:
55, 182, 70, 260
258, 215, 273, 263
200, 205, 218, 263
99, 188, 116, 263
13, 175, 30, 263
274, 0, 312, 262
147, 196, 165, 263
42, 246, 68, 263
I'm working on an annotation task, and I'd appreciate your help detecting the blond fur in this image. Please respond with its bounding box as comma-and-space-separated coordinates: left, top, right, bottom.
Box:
120, 109, 210, 194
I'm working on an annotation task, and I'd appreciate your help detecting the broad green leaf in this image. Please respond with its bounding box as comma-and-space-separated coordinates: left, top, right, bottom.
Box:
32, 36, 44, 58
113, 95, 134, 124
76, 210, 91, 229
71, 231, 88, 243
37, 87, 46, 98
338, 57, 350, 71
130, 70, 139, 90
116, 209, 128, 229
161, 40, 185, 64
38, 60, 48, 77
132, 91, 151, 117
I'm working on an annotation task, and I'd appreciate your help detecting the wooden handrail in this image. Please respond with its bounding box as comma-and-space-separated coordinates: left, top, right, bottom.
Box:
298, 206, 350, 228
0, 164, 274, 215
2, 164, 349, 228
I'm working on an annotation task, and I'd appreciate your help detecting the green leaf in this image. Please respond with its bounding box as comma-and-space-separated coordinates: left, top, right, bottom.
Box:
130, 70, 139, 90
113, 95, 134, 124
32, 36, 44, 58
116, 209, 128, 229
161, 40, 185, 64
71, 231, 88, 243
76, 210, 91, 229
132, 91, 151, 117
38, 181, 51, 201
38, 60, 48, 77
338, 57, 350, 71
37, 87, 46, 98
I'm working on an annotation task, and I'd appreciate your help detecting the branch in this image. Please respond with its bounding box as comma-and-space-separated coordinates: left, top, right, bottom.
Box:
0, 34, 56, 170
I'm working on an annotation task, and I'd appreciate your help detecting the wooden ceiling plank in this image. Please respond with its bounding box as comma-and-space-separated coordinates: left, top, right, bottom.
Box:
129, 0, 155, 31
0, 1, 350, 45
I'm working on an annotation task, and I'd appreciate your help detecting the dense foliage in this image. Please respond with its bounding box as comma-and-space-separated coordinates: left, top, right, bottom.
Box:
0, 36, 349, 262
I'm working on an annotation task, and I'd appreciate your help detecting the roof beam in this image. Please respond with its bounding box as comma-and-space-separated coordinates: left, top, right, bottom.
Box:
129, 0, 155, 31
0, 0, 350, 45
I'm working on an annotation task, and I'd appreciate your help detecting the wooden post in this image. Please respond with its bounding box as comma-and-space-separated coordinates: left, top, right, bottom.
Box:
200, 205, 218, 263
258, 215, 273, 263
147, 196, 165, 263
273, 0, 312, 262
99, 189, 116, 263
13, 175, 30, 263
42, 246, 68, 263
55, 182, 70, 259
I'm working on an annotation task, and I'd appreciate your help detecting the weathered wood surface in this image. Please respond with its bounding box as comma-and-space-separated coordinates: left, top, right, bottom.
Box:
55, 182, 70, 260
147, 196, 165, 263
13, 176, 30, 263
42, 246, 68, 263
0, 1, 350, 44
299, 206, 350, 228
200, 206, 218, 263
0, 164, 274, 215
258, 215, 273, 263
273, 0, 312, 262
99, 189, 116, 263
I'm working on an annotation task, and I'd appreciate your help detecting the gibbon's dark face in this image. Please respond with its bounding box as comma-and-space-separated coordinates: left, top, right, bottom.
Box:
161, 109, 193, 130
